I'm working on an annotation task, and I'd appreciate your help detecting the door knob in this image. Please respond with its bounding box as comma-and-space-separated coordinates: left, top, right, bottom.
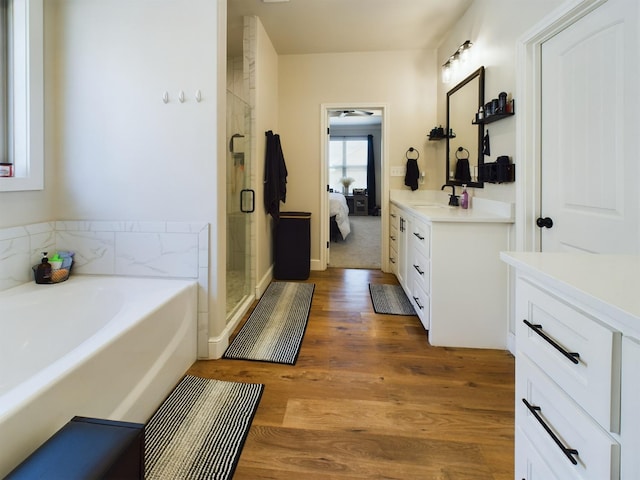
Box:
536, 217, 553, 228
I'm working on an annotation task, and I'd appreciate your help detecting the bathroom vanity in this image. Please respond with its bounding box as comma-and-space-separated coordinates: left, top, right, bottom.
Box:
501, 252, 640, 479
389, 190, 513, 349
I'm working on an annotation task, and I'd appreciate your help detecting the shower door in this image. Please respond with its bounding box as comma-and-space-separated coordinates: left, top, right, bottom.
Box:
226, 91, 253, 319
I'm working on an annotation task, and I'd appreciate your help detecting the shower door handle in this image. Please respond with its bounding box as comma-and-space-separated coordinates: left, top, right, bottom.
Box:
240, 189, 255, 213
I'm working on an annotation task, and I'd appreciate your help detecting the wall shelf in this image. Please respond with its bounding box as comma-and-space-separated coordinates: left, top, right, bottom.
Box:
472, 112, 514, 125
473, 99, 515, 125
428, 134, 456, 141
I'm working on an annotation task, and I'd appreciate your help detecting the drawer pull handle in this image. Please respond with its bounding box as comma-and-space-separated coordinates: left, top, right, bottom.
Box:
413, 264, 424, 275
522, 398, 579, 465
389, 258, 396, 264
390, 213, 397, 218
413, 297, 424, 310
413, 232, 425, 240
523, 319, 580, 365
390, 235, 396, 241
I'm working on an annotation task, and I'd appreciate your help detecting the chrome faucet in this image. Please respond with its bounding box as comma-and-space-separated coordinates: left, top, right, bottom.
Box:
441, 184, 459, 206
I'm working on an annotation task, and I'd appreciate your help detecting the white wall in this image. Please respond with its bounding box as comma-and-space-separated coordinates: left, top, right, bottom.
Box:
436, 0, 565, 203
48, 0, 219, 221
278, 49, 438, 264
251, 16, 280, 294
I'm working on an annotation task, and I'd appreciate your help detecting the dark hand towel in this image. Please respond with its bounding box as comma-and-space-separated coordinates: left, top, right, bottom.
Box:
454, 158, 471, 182
404, 159, 419, 191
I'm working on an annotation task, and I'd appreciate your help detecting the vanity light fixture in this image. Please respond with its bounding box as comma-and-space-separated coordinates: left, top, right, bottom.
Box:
442, 58, 452, 83
441, 40, 473, 84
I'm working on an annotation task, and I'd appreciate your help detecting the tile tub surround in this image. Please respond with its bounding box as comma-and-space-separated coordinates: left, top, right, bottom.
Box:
0, 221, 210, 357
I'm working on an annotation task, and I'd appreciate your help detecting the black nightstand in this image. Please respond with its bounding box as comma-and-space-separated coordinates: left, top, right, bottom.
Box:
352, 194, 368, 216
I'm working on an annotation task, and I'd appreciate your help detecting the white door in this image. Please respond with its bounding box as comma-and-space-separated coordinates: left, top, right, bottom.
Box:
540, 0, 639, 253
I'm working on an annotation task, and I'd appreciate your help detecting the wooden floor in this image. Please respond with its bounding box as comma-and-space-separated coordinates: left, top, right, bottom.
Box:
188, 269, 515, 480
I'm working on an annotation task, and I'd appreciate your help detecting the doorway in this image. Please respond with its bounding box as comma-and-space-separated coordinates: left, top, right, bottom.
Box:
321, 105, 388, 270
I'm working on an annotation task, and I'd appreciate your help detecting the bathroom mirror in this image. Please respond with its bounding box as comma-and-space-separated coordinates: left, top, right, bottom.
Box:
446, 66, 484, 188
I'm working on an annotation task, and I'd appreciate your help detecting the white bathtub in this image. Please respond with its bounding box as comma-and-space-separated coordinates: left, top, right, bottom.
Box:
0, 275, 197, 477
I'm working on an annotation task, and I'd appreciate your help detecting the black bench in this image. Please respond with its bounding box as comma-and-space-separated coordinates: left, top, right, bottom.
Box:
6, 416, 144, 480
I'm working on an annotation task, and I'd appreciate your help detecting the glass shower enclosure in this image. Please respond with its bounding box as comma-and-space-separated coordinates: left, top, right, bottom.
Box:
226, 90, 253, 319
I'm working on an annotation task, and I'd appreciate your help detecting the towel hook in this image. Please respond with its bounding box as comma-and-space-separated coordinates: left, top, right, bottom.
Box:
406, 147, 420, 160
456, 147, 470, 160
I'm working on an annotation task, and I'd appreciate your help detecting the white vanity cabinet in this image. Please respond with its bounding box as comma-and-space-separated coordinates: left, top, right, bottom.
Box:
390, 198, 512, 349
621, 336, 640, 480
388, 204, 399, 275
407, 215, 430, 330
502, 252, 640, 480
396, 211, 409, 288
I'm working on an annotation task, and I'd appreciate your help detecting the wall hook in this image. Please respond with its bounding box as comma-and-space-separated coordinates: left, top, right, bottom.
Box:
178, 90, 185, 103
195, 90, 202, 103
162, 91, 169, 104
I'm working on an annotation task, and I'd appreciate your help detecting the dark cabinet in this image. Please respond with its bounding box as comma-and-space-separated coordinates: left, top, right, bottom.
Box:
6, 417, 144, 479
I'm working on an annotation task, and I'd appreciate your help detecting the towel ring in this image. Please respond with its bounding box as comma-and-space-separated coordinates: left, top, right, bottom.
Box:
456, 147, 470, 160
406, 147, 419, 160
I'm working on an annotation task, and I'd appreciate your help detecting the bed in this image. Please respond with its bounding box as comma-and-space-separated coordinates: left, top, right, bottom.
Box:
329, 192, 351, 241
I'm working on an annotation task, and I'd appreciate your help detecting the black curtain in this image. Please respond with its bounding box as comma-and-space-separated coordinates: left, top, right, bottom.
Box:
366, 134, 376, 214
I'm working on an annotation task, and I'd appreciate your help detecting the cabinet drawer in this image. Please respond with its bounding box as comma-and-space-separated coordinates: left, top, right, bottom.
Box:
389, 246, 398, 274
516, 354, 620, 480
410, 280, 429, 330
409, 249, 429, 293
516, 278, 621, 432
516, 426, 564, 480
409, 219, 430, 257
389, 224, 398, 252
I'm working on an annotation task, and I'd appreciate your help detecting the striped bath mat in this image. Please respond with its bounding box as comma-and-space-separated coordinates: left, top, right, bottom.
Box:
369, 284, 417, 315
223, 282, 315, 365
145, 375, 263, 480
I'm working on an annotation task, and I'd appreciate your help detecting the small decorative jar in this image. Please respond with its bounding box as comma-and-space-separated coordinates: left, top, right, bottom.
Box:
0, 163, 13, 177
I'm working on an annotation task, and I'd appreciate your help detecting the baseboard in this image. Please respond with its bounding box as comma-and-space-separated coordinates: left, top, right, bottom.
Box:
507, 332, 516, 356
311, 258, 322, 271
256, 266, 273, 297
207, 294, 255, 359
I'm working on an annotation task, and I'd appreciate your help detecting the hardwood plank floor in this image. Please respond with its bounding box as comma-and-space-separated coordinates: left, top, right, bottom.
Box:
187, 268, 515, 479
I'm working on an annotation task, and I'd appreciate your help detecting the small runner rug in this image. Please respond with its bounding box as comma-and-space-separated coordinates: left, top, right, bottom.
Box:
369, 284, 417, 316
145, 375, 264, 480
223, 281, 315, 365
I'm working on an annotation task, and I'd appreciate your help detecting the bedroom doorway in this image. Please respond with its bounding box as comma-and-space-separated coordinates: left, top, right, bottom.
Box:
321, 105, 387, 270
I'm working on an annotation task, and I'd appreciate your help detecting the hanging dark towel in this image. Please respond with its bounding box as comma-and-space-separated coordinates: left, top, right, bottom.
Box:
454, 158, 471, 182
483, 129, 491, 156
263, 131, 288, 221
404, 159, 419, 191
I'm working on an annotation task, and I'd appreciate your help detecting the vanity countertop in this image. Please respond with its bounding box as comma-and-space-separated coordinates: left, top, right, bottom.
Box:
390, 189, 514, 224
501, 251, 640, 331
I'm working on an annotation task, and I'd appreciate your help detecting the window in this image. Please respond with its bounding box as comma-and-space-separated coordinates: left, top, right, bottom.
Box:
0, 0, 43, 191
329, 136, 368, 192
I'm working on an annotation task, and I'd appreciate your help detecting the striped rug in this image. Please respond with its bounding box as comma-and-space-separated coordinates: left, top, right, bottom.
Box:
145, 375, 263, 480
369, 284, 417, 316
223, 282, 315, 365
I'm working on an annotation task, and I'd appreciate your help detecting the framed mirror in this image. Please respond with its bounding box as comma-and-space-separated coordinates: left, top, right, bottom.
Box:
446, 66, 484, 188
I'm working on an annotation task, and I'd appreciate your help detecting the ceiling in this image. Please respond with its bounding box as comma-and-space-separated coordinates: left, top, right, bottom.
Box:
227, 0, 474, 57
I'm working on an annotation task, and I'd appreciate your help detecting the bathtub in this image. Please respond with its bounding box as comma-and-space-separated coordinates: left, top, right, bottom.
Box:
0, 275, 197, 477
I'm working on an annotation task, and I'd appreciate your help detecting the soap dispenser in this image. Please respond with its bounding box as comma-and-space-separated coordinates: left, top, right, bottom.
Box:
35, 252, 52, 284
461, 184, 469, 209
